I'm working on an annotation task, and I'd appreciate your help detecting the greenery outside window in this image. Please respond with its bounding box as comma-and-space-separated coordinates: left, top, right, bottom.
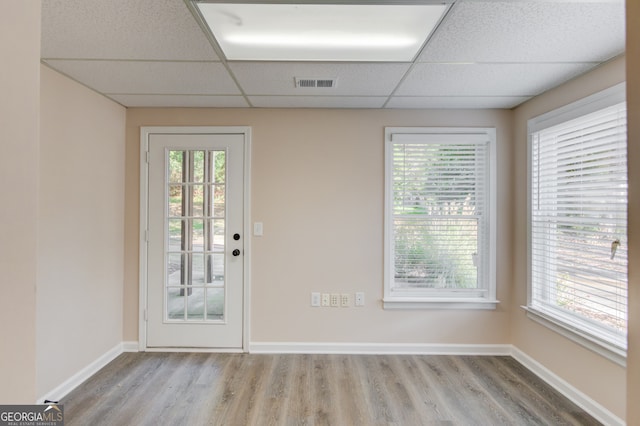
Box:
527, 83, 627, 363
384, 127, 497, 309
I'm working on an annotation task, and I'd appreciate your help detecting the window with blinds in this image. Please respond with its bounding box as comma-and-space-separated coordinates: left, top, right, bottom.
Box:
384, 128, 497, 309
528, 84, 627, 353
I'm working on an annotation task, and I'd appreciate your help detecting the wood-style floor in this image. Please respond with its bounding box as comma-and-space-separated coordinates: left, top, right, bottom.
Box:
61, 353, 600, 425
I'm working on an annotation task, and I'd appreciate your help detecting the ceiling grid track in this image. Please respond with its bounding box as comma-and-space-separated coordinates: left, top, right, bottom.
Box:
40, 0, 626, 109
381, 1, 457, 108
184, 0, 255, 107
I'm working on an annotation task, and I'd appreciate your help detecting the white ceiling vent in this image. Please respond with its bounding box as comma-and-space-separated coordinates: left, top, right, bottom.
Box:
295, 77, 337, 89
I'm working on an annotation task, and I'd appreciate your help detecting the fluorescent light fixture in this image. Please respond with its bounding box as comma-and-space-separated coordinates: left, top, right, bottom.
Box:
194, 2, 448, 61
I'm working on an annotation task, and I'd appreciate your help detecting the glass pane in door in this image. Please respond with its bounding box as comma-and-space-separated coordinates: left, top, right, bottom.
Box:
166, 149, 226, 321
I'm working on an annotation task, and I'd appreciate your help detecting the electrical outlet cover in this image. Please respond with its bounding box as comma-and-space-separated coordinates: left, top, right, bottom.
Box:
341, 293, 350, 307
330, 293, 340, 307
321, 293, 330, 307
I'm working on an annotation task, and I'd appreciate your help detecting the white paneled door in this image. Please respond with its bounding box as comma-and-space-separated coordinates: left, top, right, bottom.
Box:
143, 130, 246, 349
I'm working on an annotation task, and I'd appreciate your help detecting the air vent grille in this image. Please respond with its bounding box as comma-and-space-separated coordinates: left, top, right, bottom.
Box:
316, 79, 335, 88
295, 77, 337, 88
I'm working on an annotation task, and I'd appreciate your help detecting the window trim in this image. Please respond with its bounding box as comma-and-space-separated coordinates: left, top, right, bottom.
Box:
526, 83, 627, 362
384, 127, 498, 310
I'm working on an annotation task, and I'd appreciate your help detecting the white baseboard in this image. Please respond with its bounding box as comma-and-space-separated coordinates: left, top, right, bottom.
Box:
35, 340, 624, 426
36, 342, 126, 404
511, 346, 624, 426
249, 342, 512, 355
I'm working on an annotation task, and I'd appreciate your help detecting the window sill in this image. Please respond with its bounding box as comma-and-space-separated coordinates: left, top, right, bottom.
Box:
383, 298, 499, 310
522, 306, 626, 367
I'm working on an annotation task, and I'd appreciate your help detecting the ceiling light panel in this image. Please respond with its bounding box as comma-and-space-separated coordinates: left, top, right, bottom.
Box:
195, 2, 448, 61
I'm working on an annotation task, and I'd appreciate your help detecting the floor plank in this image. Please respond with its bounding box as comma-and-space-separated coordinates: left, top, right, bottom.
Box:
60, 353, 601, 426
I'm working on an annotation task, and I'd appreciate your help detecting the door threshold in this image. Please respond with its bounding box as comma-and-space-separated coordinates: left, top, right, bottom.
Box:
144, 347, 245, 353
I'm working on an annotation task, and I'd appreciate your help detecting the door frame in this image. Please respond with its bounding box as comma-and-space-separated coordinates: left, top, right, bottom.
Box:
139, 126, 251, 352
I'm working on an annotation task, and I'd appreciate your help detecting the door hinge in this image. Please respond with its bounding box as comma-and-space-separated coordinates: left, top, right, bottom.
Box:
143, 309, 148, 321
144, 229, 149, 242
145, 151, 150, 163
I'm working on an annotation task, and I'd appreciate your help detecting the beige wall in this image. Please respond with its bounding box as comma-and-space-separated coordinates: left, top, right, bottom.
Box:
0, 1, 40, 403
511, 56, 627, 419
125, 108, 513, 344
1, 1, 634, 419
126, 58, 634, 418
37, 66, 126, 398
626, 0, 640, 422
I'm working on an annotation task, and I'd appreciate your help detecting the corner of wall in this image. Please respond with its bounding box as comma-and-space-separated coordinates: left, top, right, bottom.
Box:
509, 55, 627, 420
37, 65, 126, 398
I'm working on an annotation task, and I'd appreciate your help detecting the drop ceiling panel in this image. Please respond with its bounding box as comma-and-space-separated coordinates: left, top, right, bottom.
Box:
228, 62, 411, 96
41, 0, 219, 61
396, 63, 596, 97
419, 1, 625, 63
385, 96, 532, 109
108, 95, 249, 108
44, 61, 240, 95
249, 96, 387, 109
39, 0, 626, 109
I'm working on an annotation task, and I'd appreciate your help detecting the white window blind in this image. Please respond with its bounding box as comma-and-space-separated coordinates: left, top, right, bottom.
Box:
384, 129, 496, 309
529, 95, 627, 351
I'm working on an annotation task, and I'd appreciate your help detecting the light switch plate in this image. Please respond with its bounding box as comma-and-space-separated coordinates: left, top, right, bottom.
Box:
254, 222, 263, 236
311, 292, 321, 307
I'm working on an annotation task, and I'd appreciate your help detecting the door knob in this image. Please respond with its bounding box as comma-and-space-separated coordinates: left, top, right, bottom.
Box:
232, 249, 241, 256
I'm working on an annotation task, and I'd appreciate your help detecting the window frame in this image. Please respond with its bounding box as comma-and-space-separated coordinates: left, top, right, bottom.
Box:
526, 83, 627, 366
384, 127, 498, 310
